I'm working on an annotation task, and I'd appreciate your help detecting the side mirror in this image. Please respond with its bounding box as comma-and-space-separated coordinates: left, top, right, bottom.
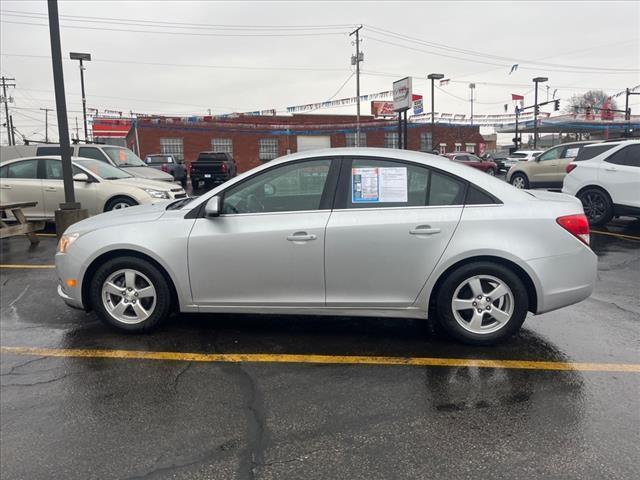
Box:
73, 172, 90, 182
204, 196, 221, 217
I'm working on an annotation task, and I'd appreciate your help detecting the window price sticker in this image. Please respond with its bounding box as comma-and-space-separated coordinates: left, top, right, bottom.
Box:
351, 167, 407, 203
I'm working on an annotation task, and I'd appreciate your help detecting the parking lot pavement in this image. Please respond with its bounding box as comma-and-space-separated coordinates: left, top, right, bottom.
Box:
1, 220, 639, 480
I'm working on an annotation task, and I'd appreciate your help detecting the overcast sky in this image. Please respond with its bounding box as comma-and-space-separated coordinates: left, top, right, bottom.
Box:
1, 0, 638, 143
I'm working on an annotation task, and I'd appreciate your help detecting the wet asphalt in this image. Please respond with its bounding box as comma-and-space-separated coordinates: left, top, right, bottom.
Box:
1, 218, 639, 480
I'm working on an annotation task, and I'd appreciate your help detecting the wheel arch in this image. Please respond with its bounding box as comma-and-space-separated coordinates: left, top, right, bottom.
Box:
427, 255, 539, 316
103, 195, 139, 212
81, 249, 179, 312
575, 183, 612, 201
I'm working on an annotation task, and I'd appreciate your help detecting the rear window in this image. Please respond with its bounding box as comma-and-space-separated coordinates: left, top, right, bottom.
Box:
198, 152, 230, 161
575, 144, 616, 161
146, 155, 174, 164
36, 146, 72, 156
465, 186, 499, 205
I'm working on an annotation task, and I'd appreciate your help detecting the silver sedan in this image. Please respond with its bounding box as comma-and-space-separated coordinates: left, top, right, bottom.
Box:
55, 148, 597, 345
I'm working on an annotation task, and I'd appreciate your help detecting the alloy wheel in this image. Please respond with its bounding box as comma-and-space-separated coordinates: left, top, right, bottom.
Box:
102, 269, 157, 324
582, 191, 607, 223
112, 202, 132, 210
451, 275, 514, 334
511, 176, 526, 189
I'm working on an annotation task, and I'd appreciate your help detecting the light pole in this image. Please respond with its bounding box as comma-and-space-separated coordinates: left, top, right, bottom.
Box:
70, 52, 91, 142
469, 83, 476, 126
532, 77, 548, 148
427, 73, 444, 152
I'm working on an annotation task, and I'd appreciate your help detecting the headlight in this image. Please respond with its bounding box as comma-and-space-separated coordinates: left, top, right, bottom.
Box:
58, 233, 80, 253
143, 188, 170, 199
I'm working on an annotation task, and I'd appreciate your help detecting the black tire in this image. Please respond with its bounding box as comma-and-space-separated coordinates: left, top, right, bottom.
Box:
104, 196, 138, 212
89, 256, 172, 333
435, 262, 529, 345
180, 177, 188, 189
577, 187, 613, 226
509, 173, 529, 189
486, 168, 496, 176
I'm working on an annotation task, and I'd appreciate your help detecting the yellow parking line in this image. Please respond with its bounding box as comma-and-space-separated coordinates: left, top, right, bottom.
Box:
0, 264, 55, 269
1, 346, 638, 373
591, 230, 640, 241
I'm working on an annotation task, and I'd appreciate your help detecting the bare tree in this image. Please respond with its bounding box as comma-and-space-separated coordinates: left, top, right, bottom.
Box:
564, 89, 617, 114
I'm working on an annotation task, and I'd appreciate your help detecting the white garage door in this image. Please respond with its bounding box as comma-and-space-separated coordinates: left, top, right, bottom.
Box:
296, 135, 331, 152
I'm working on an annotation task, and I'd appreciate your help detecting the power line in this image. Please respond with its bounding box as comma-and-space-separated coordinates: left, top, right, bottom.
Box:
0, 19, 350, 38
364, 24, 639, 73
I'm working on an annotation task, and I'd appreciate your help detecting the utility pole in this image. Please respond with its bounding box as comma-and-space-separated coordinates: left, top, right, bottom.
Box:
75, 116, 79, 141
532, 77, 548, 149
40, 107, 53, 142
49, 0, 87, 236
350, 25, 363, 146
469, 83, 475, 126
427, 73, 444, 153
1, 76, 16, 145
70, 52, 91, 142
9, 114, 16, 145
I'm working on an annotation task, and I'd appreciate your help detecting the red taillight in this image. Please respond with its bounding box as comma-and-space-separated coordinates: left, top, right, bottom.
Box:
187, 162, 193, 175
566, 163, 577, 174
221, 162, 228, 173
556, 214, 590, 245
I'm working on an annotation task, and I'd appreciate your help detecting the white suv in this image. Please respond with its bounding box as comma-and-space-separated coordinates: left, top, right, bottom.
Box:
562, 140, 640, 225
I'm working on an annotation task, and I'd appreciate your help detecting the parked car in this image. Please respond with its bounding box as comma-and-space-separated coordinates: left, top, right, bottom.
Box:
562, 140, 640, 225
503, 150, 544, 170
492, 157, 508, 172
0, 144, 175, 183
444, 152, 497, 175
190, 152, 237, 192
0, 156, 187, 220
144, 154, 187, 187
506, 142, 598, 189
55, 147, 596, 345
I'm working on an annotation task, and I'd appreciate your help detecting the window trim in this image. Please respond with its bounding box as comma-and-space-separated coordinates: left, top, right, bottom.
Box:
1, 158, 40, 180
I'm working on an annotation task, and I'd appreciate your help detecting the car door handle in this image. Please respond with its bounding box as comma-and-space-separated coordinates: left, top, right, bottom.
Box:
286, 232, 317, 242
0, 184, 11, 189
604, 166, 617, 172
44, 187, 57, 192
410, 226, 441, 236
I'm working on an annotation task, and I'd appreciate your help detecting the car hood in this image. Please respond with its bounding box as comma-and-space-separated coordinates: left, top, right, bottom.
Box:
64, 201, 171, 235
107, 177, 181, 191
119, 166, 174, 181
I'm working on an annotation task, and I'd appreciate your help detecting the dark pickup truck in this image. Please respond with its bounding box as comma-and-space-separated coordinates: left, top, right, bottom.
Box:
190, 152, 237, 192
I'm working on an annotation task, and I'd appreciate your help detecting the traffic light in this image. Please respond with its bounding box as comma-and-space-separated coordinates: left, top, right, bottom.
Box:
554, 100, 560, 111
535, 105, 540, 115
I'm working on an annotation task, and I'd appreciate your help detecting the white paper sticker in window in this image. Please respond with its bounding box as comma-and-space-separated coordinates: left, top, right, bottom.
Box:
352, 167, 379, 202
565, 147, 580, 158
379, 167, 408, 202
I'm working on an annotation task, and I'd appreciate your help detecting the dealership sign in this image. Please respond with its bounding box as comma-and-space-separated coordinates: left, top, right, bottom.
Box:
371, 101, 396, 117
393, 77, 412, 111
412, 94, 423, 115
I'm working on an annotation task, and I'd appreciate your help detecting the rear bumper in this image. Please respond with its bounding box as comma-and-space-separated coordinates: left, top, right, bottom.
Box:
529, 246, 597, 314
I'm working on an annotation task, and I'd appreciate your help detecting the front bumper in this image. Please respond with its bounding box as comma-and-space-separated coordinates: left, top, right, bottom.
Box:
55, 252, 85, 310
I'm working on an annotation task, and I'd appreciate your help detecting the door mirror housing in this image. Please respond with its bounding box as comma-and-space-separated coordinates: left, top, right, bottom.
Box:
204, 196, 221, 217
73, 172, 90, 182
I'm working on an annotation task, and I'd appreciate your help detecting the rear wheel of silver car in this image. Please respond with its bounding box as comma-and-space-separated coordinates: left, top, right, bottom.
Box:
105, 196, 138, 211
578, 187, 613, 226
510, 173, 529, 189
90, 256, 171, 332
436, 262, 529, 345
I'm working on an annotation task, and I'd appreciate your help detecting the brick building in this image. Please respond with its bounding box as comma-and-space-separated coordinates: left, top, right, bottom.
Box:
126, 114, 485, 174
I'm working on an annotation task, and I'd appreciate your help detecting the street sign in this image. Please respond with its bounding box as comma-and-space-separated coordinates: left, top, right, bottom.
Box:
393, 77, 412, 112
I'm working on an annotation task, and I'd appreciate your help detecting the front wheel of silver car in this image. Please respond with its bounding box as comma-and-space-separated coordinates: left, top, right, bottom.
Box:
90, 256, 172, 332
435, 262, 529, 345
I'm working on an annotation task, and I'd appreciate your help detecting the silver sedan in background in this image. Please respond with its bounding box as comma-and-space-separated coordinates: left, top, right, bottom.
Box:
55, 148, 597, 345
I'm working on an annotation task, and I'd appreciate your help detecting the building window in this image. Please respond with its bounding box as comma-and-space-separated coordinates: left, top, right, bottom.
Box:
420, 132, 433, 152
465, 143, 476, 153
211, 138, 233, 155
439, 143, 447, 154
160, 138, 184, 161
345, 132, 367, 147
259, 138, 279, 161
455, 142, 462, 152
384, 132, 399, 149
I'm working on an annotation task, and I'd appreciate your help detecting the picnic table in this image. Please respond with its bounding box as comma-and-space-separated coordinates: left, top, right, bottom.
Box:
0, 202, 46, 245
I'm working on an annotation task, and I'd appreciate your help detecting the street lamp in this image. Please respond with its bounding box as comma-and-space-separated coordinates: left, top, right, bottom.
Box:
469, 83, 476, 126
532, 76, 548, 149
70, 52, 91, 142
427, 73, 444, 153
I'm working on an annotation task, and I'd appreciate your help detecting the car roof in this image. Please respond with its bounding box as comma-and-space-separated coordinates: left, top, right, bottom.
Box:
583, 139, 639, 148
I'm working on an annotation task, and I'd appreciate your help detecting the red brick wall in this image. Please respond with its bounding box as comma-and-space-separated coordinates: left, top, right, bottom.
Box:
128, 118, 484, 174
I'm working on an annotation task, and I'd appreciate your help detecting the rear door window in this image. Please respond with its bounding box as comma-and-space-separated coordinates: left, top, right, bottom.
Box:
78, 147, 109, 162
3, 159, 39, 178
575, 144, 616, 161
605, 145, 640, 167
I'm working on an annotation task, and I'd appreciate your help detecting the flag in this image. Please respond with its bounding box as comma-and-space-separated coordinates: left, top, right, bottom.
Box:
509, 64, 518, 75
439, 78, 450, 86
511, 93, 524, 101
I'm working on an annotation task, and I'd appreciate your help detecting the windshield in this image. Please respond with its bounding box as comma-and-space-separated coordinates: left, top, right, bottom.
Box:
103, 147, 146, 167
75, 159, 132, 179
